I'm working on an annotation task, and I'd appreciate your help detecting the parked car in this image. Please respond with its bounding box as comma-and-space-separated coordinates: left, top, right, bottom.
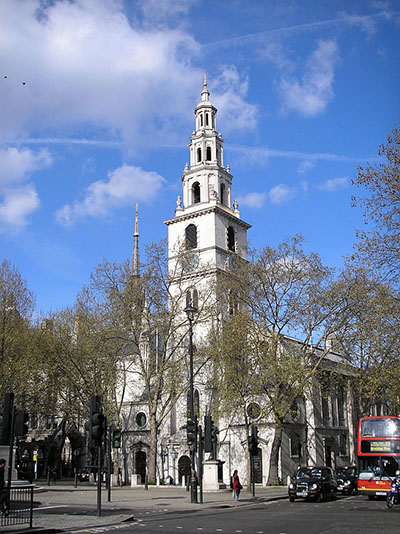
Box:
335, 466, 357, 495
288, 466, 337, 502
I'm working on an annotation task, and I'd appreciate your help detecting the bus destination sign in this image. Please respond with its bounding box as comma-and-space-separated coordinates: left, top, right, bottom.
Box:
370, 441, 391, 452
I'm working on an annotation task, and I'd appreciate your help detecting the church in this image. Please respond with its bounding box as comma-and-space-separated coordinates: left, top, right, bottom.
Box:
119, 76, 357, 488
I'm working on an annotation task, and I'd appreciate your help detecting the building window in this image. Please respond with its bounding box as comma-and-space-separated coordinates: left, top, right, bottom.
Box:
220, 183, 225, 204
205, 113, 209, 126
192, 182, 200, 204
339, 434, 348, 456
228, 289, 238, 316
337, 384, 345, 426
290, 432, 301, 457
206, 146, 211, 161
136, 412, 147, 427
197, 148, 202, 163
200, 114, 203, 127
185, 224, 197, 249
186, 288, 198, 309
227, 226, 235, 251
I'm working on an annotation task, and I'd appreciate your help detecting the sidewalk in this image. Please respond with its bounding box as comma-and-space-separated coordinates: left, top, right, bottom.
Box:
3, 481, 288, 533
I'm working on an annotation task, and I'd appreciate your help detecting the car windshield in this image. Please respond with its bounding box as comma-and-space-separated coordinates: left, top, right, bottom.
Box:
296, 467, 322, 479
337, 467, 356, 477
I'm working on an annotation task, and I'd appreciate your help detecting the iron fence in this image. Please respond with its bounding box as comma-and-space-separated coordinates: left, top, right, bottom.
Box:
0, 485, 34, 528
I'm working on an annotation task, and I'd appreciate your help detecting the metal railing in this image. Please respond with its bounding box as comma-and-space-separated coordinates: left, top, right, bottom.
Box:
0, 485, 34, 528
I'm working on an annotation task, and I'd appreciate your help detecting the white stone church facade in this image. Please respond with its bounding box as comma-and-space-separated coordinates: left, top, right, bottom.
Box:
119, 78, 357, 487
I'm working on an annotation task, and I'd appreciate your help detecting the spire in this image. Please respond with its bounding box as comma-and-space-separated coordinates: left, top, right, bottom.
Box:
132, 203, 140, 277
201, 71, 210, 102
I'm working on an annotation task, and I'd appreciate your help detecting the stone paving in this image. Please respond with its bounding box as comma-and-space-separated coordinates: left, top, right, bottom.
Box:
2, 481, 288, 533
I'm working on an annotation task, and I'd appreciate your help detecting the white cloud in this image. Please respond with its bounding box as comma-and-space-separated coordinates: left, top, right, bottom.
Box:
211, 66, 258, 132
279, 39, 339, 117
0, 146, 51, 231
55, 163, 166, 227
0, 185, 40, 231
269, 184, 297, 205
318, 176, 348, 191
139, 0, 199, 25
0, 1, 255, 147
297, 160, 314, 175
300, 180, 308, 194
237, 192, 267, 208
0, 147, 52, 186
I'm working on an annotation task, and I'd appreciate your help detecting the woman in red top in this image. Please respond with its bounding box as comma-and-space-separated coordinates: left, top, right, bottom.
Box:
232, 470, 242, 501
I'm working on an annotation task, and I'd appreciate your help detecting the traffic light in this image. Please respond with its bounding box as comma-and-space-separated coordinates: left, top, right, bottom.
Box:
0, 392, 14, 445
186, 418, 197, 448
14, 409, 29, 436
89, 395, 105, 448
112, 428, 122, 448
248, 425, 259, 455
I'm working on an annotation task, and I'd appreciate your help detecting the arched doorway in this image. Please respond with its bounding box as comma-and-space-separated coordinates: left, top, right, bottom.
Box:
135, 451, 147, 483
178, 455, 191, 485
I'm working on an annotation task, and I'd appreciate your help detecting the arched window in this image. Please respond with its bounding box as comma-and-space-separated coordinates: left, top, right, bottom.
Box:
193, 288, 198, 309
197, 147, 202, 163
205, 113, 209, 126
228, 289, 238, 316
200, 114, 203, 127
227, 226, 235, 251
206, 146, 211, 161
185, 224, 197, 249
220, 183, 225, 204
192, 182, 200, 204
186, 288, 198, 309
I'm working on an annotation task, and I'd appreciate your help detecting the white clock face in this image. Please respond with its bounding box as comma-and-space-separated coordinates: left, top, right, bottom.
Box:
182, 252, 199, 271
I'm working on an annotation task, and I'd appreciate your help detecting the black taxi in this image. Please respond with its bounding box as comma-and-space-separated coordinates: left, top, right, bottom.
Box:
288, 466, 337, 502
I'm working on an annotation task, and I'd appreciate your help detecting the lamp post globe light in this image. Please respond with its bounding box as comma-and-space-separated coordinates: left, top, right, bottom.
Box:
184, 303, 197, 503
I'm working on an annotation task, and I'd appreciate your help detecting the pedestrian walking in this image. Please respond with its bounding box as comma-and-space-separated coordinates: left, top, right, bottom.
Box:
0, 458, 9, 516
232, 469, 242, 501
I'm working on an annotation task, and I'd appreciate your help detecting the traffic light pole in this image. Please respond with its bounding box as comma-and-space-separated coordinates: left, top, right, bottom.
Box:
97, 442, 102, 516
107, 424, 112, 503
197, 424, 203, 504
7, 397, 15, 511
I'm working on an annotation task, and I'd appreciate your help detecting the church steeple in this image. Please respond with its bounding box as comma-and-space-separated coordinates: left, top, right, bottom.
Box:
132, 203, 140, 277
178, 76, 234, 211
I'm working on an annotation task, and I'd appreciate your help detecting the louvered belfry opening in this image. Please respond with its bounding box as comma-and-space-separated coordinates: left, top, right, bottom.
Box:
185, 224, 197, 249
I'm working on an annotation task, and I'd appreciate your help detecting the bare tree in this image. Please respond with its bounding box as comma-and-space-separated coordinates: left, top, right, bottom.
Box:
211, 236, 350, 485
352, 124, 400, 284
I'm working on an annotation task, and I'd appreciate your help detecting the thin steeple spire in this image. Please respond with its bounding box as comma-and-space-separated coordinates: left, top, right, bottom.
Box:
132, 203, 140, 277
201, 71, 210, 101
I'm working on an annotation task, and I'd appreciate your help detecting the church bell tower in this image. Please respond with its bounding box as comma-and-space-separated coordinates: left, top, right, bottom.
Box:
164, 75, 251, 281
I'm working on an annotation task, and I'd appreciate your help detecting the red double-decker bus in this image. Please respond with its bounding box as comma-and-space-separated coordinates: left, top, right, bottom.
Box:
357, 415, 400, 498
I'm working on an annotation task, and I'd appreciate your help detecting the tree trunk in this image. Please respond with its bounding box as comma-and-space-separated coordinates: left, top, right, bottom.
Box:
147, 413, 158, 483
267, 425, 283, 485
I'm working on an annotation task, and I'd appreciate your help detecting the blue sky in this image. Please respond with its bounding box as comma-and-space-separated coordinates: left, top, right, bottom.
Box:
1, 0, 399, 315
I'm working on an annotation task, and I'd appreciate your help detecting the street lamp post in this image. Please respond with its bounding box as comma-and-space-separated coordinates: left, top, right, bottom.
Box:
171, 449, 178, 485
184, 303, 197, 503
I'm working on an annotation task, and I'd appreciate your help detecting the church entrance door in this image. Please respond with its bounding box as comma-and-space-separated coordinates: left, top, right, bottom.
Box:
135, 451, 146, 483
178, 455, 191, 485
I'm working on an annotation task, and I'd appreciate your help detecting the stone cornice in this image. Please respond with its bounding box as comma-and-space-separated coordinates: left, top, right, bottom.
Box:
164, 205, 251, 229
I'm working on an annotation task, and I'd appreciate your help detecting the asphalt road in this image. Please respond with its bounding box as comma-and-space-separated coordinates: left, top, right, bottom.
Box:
34, 495, 400, 534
